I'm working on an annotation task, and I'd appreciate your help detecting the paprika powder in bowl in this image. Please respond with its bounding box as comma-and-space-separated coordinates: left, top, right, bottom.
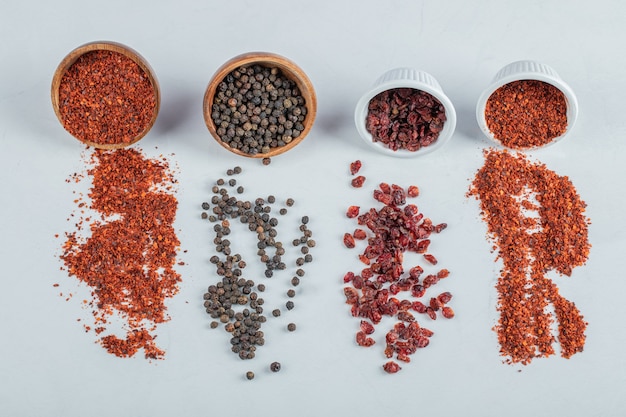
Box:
51, 41, 160, 149
203, 52, 317, 158
476, 60, 578, 150
354, 68, 456, 157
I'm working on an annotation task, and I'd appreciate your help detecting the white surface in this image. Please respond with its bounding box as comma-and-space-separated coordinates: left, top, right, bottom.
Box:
1, 1, 626, 416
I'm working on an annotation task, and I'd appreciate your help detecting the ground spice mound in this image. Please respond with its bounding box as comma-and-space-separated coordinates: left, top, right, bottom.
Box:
61, 148, 181, 359
485, 80, 567, 149
468, 149, 590, 364
58, 50, 157, 146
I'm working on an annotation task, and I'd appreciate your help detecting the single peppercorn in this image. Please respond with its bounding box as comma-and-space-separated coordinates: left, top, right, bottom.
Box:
272, 309, 281, 317
287, 323, 296, 332
246, 371, 255, 380
286, 301, 294, 310
270, 361, 281, 372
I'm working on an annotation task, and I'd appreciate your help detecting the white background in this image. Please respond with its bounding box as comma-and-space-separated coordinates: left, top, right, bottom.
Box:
1, 1, 625, 416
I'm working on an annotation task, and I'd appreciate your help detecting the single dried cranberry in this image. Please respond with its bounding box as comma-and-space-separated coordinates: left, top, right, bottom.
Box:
407, 185, 419, 197
343, 271, 355, 283
343, 233, 356, 248
346, 206, 360, 218
434, 223, 447, 233
360, 320, 375, 335
429, 297, 442, 311
351, 176, 366, 188
437, 269, 450, 279
426, 307, 437, 320
353, 228, 367, 240
411, 284, 425, 298
442, 306, 455, 319
379, 182, 391, 194
350, 160, 362, 175
344, 287, 359, 304
415, 336, 430, 348
415, 239, 431, 253
409, 266, 424, 279
383, 361, 401, 374
396, 353, 411, 363
437, 291, 452, 304
423, 253, 438, 265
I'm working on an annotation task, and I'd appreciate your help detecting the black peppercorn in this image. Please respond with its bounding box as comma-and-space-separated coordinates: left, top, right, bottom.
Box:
270, 361, 281, 372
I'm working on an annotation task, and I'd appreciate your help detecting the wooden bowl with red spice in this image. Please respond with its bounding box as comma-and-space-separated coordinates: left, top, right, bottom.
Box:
203, 52, 317, 158
476, 60, 578, 150
51, 41, 160, 150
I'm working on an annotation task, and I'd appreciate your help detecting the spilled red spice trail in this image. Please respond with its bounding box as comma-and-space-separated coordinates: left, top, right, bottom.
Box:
60, 147, 181, 359
468, 149, 590, 364
485, 80, 567, 149
58, 50, 157, 146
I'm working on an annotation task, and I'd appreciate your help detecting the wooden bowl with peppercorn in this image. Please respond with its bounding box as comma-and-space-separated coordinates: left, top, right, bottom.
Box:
51, 41, 161, 150
203, 52, 317, 158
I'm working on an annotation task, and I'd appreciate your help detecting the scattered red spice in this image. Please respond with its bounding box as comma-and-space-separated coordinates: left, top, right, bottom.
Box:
350, 160, 362, 175
351, 175, 366, 188
58, 50, 157, 146
468, 149, 590, 364
60, 148, 181, 359
485, 80, 567, 149
343, 162, 454, 373
366, 88, 447, 152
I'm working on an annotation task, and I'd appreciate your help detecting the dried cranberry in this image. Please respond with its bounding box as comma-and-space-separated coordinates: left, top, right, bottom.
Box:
426, 307, 437, 320
407, 185, 419, 197
429, 297, 441, 311
344, 287, 358, 304
351, 176, 366, 188
383, 361, 401, 374
437, 269, 450, 279
423, 253, 438, 265
343, 233, 356, 248
343, 271, 355, 283
411, 301, 427, 313
353, 228, 367, 240
360, 320, 375, 335
442, 306, 455, 319
350, 160, 362, 175
346, 206, 360, 218
434, 223, 447, 233
437, 291, 452, 304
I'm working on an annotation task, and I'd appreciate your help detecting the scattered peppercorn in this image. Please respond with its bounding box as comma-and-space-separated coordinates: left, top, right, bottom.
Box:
287, 323, 296, 332
246, 371, 255, 380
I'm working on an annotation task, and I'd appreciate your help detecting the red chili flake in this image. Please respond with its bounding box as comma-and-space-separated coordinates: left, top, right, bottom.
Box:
351, 175, 366, 188
57, 50, 157, 146
60, 148, 181, 359
343, 232, 356, 248
407, 185, 420, 198
346, 205, 360, 218
485, 80, 567, 149
383, 361, 401, 374
468, 149, 590, 364
350, 160, 362, 175
366, 88, 447, 152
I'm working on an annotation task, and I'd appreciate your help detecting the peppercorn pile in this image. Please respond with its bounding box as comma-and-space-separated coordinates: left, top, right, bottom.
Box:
343, 160, 453, 374
468, 149, 590, 364
201, 167, 314, 374
58, 50, 157, 146
60, 148, 182, 359
210, 64, 307, 156
484, 80, 567, 149
365, 88, 447, 152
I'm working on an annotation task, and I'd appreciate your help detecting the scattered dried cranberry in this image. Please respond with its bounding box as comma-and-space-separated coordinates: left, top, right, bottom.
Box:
442, 306, 455, 319
353, 229, 367, 240
423, 254, 438, 265
350, 160, 362, 175
407, 185, 420, 198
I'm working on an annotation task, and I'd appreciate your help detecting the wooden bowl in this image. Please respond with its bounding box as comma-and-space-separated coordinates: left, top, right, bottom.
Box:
51, 41, 160, 149
203, 52, 317, 158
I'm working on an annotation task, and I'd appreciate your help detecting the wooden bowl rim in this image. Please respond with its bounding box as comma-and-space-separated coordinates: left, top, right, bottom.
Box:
51, 40, 161, 150
203, 51, 317, 158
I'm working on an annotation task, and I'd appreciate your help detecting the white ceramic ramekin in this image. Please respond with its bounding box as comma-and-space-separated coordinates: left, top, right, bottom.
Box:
476, 60, 578, 149
354, 68, 457, 157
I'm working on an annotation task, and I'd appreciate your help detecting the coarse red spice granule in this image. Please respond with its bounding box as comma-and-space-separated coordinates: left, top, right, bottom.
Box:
468, 149, 590, 364
60, 148, 181, 359
58, 50, 157, 146
484, 80, 567, 149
